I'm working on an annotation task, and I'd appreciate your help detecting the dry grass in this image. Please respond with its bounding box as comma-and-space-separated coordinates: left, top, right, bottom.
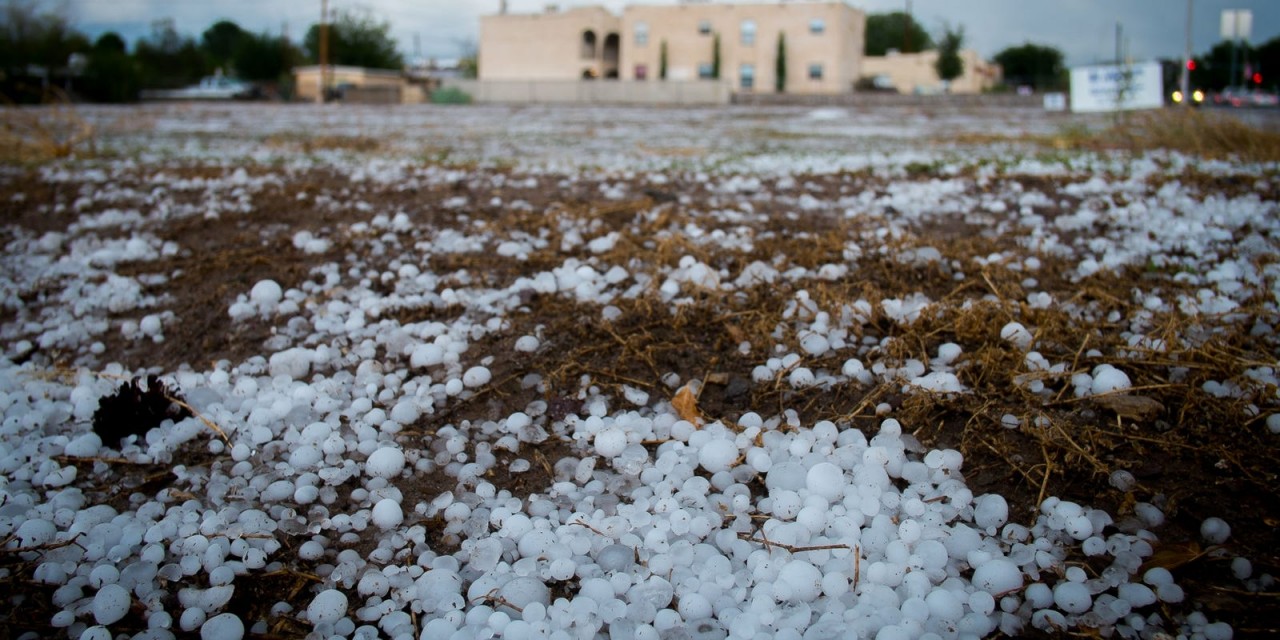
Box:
0, 101, 95, 165
1046, 108, 1280, 162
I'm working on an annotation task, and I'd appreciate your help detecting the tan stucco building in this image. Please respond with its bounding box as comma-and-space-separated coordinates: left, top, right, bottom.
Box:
480, 1, 864, 95
860, 49, 1001, 95
293, 65, 423, 103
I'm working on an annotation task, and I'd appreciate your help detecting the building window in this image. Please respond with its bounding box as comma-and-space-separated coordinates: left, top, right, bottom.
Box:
581, 30, 597, 59
698, 20, 711, 35
810, 18, 825, 35
740, 19, 756, 46
635, 22, 649, 46
740, 63, 755, 90
809, 63, 824, 80
635, 64, 648, 80
698, 62, 714, 79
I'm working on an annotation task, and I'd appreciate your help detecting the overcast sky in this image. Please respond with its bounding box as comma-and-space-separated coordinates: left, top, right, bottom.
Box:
66, 0, 1279, 67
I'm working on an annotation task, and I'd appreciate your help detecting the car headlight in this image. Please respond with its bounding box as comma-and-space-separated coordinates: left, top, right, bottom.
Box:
1172, 91, 1184, 103
1192, 90, 1204, 103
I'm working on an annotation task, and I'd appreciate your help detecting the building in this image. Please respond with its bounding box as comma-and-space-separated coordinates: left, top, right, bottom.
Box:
479, 1, 865, 96
480, 6, 622, 81
860, 49, 1001, 95
293, 65, 429, 104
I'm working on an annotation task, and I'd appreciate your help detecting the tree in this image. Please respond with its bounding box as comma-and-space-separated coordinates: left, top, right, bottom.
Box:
775, 31, 786, 92
659, 39, 667, 80
93, 31, 126, 54
82, 31, 140, 102
232, 31, 300, 82
711, 32, 720, 79
134, 18, 208, 89
934, 25, 964, 90
201, 20, 245, 70
864, 12, 932, 56
0, 0, 91, 101
304, 7, 403, 70
994, 42, 1065, 91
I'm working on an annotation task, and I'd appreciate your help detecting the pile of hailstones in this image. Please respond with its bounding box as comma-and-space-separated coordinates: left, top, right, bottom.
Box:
9, 397, 1237, 640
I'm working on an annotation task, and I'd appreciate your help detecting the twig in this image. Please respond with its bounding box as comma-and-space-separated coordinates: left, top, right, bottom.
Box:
164, 394, 230, 445
736, 531, 850, 554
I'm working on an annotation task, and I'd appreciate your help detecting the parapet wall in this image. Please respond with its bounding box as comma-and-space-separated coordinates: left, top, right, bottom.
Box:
444, 79, 731, 105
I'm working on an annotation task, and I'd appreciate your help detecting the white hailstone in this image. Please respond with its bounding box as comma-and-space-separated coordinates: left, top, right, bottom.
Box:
788, 368, 816, 388
1231, 557, 1253, 580
81, 627, 112, 640
973, 494, 1008, 531
307, 589, 348, 625
799, 333, 830, 357
908, 372, 965, 393
1156, 583, 1185, 603
971, 558, 1023, 594
1200, 517, 1231, 544
1134, 502, 1164, 527
390, 400, 420, 425
697, 439, 738, 474
365, 447, 405, 479
139, 314, 162, 336
1000, 322, 1034, 350
64, 431, 103, 458
1064, 515, 1094, 540
201, 613, 245, 640
506, 412, 532, 433
1117, 582, 1157, 608
250, 279, 283, 306
269, 348, 311, 380
622, 385, 650, 406
1203, 622, 1234, 640
371, 499, 404, 529
805, 463, 845, 502
498, 577, 550, 615
463, 366, 492, 388
1108, 470, 1136, 491
92, 583, 131, 625
410, 343, 445, 368
1053, 582, 1092, 614
777, 560, 822, 601
16, 518, 56, 547
515, 336, 540, 353
595, 428, 627, 458
935, 342, 963, 365
1090, 365, 1131, 395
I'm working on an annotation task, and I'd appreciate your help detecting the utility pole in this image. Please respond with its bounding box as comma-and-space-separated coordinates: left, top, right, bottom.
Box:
1115, 22, 1122, 65
318, 0, 330, 103
1180, 0, 1192, 106
903, 0, 912, 52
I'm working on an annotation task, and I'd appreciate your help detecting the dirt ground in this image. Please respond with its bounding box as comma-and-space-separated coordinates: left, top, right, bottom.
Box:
2, 137, 1279, 638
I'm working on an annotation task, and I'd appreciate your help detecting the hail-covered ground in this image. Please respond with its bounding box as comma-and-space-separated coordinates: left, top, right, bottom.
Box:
1, 103, 1277, 640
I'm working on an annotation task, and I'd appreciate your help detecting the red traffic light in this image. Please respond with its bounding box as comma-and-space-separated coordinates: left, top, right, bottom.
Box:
1186, 59, 1196, 71
1254, 72, 1263, 84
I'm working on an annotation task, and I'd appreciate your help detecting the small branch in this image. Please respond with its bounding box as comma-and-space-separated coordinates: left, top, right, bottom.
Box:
736, 531, 850, 554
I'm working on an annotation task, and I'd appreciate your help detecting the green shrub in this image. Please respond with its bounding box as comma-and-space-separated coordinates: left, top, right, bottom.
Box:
431, 87, 472, 105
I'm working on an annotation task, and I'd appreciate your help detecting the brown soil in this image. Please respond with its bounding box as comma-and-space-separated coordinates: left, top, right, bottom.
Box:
2, 160, 1278, 638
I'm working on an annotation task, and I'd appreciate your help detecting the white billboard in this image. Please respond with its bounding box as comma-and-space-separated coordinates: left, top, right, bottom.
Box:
1069, 62, 1164, 113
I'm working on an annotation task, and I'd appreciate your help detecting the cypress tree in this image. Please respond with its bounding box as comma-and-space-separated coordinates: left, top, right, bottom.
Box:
775, 32, 787, 92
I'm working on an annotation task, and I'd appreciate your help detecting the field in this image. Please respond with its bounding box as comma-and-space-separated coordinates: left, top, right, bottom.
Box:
1, 102, 1279, 640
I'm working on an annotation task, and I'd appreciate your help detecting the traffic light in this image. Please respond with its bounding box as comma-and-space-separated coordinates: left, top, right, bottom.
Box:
1254, 72, 1263, 84
1186, 59, 1196, 71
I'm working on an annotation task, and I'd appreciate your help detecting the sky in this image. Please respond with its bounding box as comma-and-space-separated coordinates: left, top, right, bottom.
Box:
65, 0, 1280, 67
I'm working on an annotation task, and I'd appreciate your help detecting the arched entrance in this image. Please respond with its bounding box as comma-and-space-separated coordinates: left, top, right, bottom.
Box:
602, 32, 620, 79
